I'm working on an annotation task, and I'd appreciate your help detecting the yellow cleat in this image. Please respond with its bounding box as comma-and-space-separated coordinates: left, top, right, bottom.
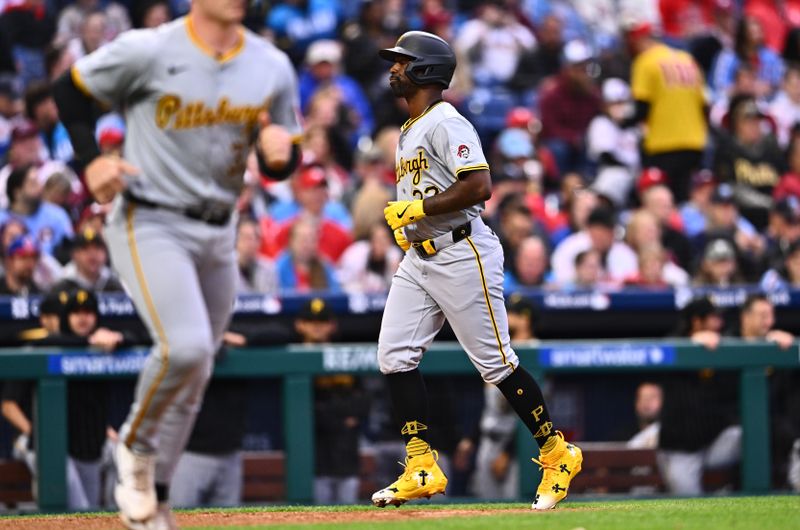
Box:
530, 431, 583, 510
371, 450, 448, 507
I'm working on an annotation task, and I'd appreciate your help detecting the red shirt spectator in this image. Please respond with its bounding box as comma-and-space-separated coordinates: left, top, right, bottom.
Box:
539, 75, 601, 147
538, 40, 601, 174
269, 166, 353, 264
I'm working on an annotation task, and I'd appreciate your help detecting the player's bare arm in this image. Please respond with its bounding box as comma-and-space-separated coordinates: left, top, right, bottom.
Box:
384, 169, 491, 230
422, 169, 491, 215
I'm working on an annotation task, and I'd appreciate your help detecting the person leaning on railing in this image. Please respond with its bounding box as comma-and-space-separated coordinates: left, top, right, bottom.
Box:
658, 296, 740, 495
734, 293, 798, 490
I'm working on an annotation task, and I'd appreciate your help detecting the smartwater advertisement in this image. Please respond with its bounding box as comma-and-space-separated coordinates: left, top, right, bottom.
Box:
538, 344, 676, 367
47, 351, 149, 375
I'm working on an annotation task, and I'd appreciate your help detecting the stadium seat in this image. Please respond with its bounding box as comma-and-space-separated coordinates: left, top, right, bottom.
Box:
568, 443, 665, 494
0, 460, 33, 509
241, 450, 378, 503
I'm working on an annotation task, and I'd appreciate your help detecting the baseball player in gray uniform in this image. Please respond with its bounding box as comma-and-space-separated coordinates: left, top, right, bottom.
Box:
53, 1, 302, 528
371, 31, 583, 510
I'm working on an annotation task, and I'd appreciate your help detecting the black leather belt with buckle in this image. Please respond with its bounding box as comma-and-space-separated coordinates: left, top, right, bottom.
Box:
124, 192, 232, 227
413, 221, 472, 258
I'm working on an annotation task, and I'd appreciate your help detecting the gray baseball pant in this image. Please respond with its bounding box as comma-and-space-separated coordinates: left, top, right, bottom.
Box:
313, 477, 359, 505
657, 425, 742, 495
169, 450, 242, 507
378, 226, 518, 384
67, 456, 102, 509
105, 201, 237, 484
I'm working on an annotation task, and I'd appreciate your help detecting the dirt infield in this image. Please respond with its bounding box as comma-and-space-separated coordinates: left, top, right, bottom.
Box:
0, 508, 536, 530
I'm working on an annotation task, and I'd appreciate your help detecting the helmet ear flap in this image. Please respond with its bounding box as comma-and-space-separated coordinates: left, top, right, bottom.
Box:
408, 63, 454, 88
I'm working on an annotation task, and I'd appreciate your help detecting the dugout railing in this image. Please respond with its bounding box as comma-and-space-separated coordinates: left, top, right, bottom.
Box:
0, 340, 798, 512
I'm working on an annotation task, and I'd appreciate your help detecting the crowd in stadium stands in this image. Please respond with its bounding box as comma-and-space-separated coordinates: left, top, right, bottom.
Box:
1, 0, 800, 304
2, 0, 800, 508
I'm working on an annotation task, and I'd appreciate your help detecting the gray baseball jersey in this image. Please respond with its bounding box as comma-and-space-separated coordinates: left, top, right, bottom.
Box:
71, 17, 303, 486
73, 17, 302, 209
379, 102, 518, 385
395, 101, 489, 242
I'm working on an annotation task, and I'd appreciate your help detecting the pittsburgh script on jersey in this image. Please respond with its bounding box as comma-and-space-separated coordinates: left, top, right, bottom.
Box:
396, 150, 429, 184
155, 95, 267, 129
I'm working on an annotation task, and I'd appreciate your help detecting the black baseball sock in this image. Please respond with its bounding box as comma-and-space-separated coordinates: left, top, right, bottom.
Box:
496, 366, 556, 450
386, 368, 431, 457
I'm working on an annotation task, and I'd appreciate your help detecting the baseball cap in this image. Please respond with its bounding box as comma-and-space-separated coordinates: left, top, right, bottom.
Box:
710, 183, 735, 204
95, 113, 126, 145
497, 128, 534, 159
505, 107, 537, 130
306, 40, 342, 65
11, 120, 39, 143
40, 289, 69, 316
64, 289, 99, 315
298, 297, 334, 321
601, 78, 631, 103
5, 235, 39, 258
621, 19, 654, 39
296, 165, 327, 189
562, 40, 594, 65
72, 227, 106, 249
98, 128, 124, 149
637, 167, 669, 194
704, 238, 736, 262
506, 293, 538, 319
773, 196, 800, 225
691, 169, 715, 189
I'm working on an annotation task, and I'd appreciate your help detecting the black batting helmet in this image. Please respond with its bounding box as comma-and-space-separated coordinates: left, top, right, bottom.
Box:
379, 31, 456, 88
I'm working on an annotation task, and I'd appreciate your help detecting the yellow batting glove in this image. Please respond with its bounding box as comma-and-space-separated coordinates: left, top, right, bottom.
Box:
384, 200, 426, 230
393, 228, 411, 252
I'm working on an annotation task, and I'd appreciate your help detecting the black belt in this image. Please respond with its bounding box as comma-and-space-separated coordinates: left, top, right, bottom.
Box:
123, 191, 232, 227
412, 220, 473, 259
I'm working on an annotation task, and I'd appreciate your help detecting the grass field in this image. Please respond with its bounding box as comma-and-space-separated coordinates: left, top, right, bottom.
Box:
2, 496, 799, 530
206, 497, 799, 530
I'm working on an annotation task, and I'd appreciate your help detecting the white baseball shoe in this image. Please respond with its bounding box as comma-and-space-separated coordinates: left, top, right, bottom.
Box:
115, 442, 157, 526
121, 504, 178, 530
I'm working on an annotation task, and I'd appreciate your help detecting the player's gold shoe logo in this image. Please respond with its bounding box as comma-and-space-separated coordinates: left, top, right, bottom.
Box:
401, 421, 427, 436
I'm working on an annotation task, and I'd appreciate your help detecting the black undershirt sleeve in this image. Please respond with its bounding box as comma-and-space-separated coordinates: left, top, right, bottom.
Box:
52, 71, 101, 170
255, 141, 301, 181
